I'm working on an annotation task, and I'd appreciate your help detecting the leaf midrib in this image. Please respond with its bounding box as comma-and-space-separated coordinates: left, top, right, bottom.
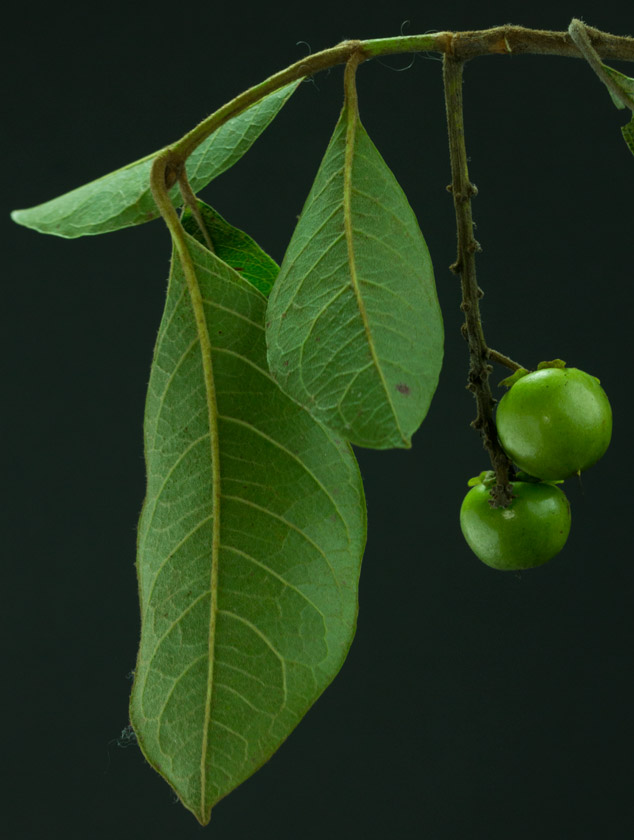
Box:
342, 109, 408, 446
180, 243, 223, 823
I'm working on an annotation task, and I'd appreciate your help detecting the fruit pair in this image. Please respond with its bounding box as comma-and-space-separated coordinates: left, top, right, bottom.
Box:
460, 364, 612, 571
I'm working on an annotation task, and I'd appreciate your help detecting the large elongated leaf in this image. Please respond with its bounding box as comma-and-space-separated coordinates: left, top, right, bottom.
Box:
130, 232, 365, 825
265, 101, 444, 449
181, 200, 279, 296
11, 82, 300, 238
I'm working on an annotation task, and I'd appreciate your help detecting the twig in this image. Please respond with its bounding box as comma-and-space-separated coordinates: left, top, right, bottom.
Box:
178, 171, 216, 253
443, 55, 514, 506
160, 24, 634, 177
487, 349, 525, 372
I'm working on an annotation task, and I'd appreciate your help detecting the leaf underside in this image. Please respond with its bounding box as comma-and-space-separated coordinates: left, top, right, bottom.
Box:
265, 103, 444, 449
130, 233, 366, 824
181, 201, 279, 297
11, 81, 301, 238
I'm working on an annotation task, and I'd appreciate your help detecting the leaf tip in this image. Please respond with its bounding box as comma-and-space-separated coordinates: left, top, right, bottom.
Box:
196, 808, 212, 827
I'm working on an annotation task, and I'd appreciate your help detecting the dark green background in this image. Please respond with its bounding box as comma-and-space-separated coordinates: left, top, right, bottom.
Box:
4, 0, 633, 837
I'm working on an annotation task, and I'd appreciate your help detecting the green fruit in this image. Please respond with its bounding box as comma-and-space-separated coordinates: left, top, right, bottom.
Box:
460, 479, 571, 570
496, 366, 612, 480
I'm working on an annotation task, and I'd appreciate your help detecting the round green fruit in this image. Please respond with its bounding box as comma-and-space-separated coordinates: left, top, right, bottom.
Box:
496, 366, 612, 480
460, 479, 571, 571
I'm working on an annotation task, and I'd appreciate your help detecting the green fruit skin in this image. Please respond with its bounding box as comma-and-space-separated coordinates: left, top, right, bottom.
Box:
496, 367, 612, 480
460, 481, 571, 571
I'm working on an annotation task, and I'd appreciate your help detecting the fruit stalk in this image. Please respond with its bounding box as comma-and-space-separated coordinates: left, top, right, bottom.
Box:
442, 55, 514, 506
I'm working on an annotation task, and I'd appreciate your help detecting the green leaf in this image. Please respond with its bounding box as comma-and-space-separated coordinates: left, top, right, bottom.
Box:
601, 64, 634, 110
130, 232, 366, 825
11, 82, 301, 238
622, 116, 634, 157
181, 200, 279, 297
598, 64, 634, 158
265, 101, 444, 449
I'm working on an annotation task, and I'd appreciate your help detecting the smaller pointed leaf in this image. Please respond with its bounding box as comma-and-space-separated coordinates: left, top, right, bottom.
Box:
622, 116, 634, 157
11, 81, 301, 238
601, 64, 634, 110
598, 64, 634, 158
266, 99, 443, 449
181, 200, 279, 296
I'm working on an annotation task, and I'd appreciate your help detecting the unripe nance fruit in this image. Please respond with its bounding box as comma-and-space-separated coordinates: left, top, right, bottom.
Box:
460, 480, 571, 571
495, 367, 612, 480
